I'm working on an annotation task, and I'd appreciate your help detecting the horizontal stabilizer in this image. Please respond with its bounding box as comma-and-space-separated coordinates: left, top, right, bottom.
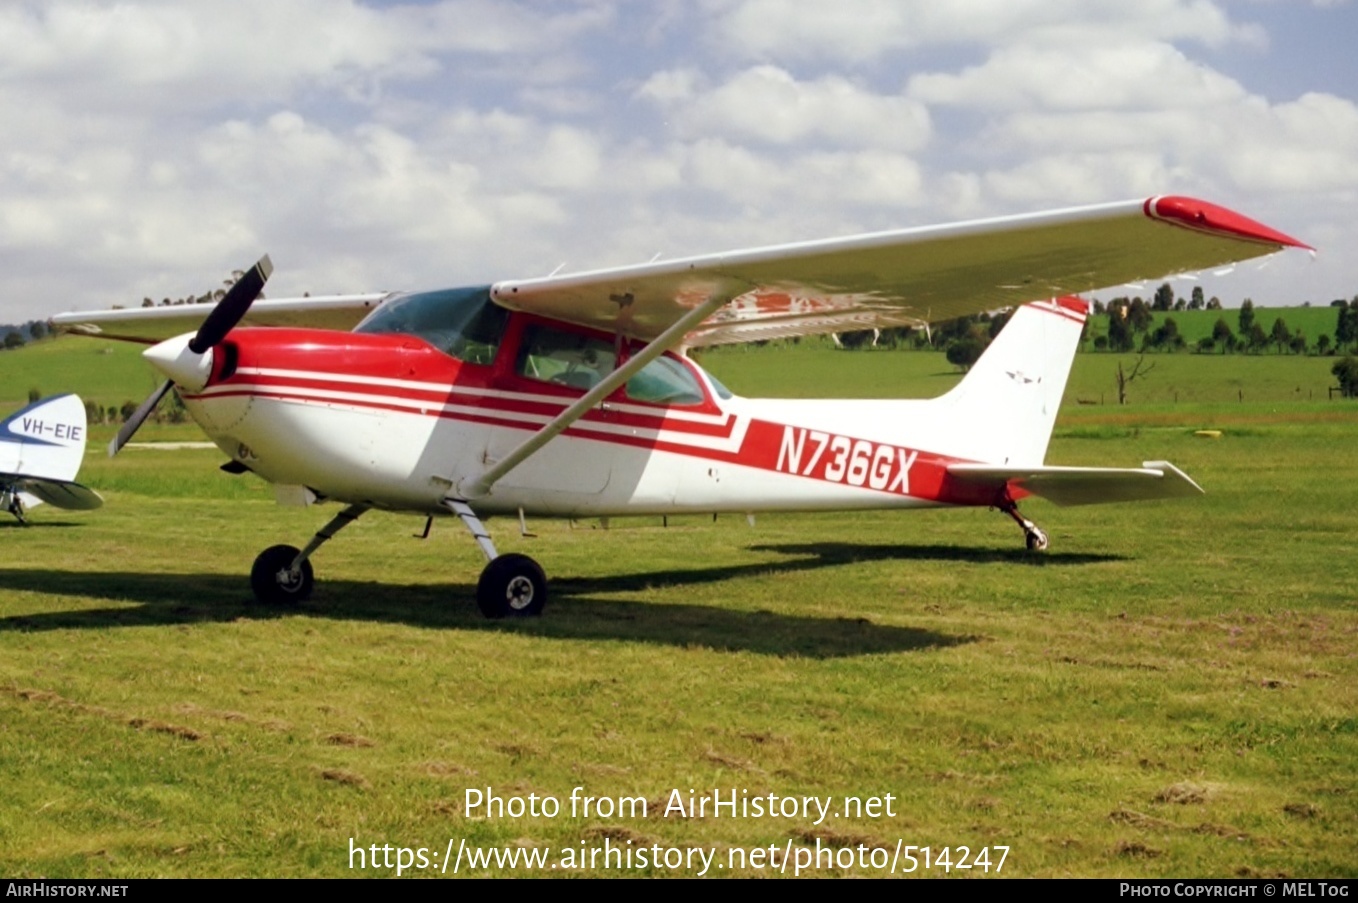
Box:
946, 460, 1203, 507
12, 477, 104, 511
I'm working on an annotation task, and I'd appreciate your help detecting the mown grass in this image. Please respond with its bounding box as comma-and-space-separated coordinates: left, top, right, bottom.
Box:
0, 335, 1355, 878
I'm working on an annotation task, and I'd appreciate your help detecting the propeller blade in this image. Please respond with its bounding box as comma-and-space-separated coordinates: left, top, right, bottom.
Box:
108, 379, 175, 457
189, 254, 273, 354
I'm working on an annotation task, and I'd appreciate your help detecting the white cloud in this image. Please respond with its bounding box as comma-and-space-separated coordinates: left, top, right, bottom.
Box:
639, 65, 932, 151
909, 42, 1247, 111
706, 0, 1256, 62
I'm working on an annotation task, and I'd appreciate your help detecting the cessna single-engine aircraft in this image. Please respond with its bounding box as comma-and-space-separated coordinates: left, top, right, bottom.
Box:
53, 196, 1309, 617
0, 394, 103, 524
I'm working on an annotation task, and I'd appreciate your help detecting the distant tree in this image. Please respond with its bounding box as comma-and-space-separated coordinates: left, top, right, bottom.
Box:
1126, 297, 1152, 333
986, 310, 1011, 340
28, 321, 46, 340
1092, 298, 1106, 315
1115, 354, 1155, 405
1152, 282, 1175, 312
946, 337, 987, 372
4, 331, 23, 350
1189, 286, 1205, 310
1317, 334, 1332, 356
1289, 332, 1308, 355
27, 387, 40, 403
1206, 296, 1223, 310
120, 400, 139, 422
1246, 322, 1268, 353
836, 330, 875, 349
1335, 302, 1358, 351
1270, 317, 1292, 354
1239, 298, 1256, 335
1333, 356, 1358, 398
84, 399, 104, 425
1094, 335, 1109, 351
142, 297, 155, 308
1211, 317, 1235, 353
1173, 297, 1186, 311
1107, 310, 1134, 352
1145, 316, 1184, 352
1331, 298, 1349, 307
1195, 336, 1215, 354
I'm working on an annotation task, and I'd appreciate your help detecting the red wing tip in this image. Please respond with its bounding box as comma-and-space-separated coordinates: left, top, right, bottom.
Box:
1145, 196, 1313, 251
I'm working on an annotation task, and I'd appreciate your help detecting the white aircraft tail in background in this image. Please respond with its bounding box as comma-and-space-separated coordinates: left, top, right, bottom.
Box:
0, 394, 103, 524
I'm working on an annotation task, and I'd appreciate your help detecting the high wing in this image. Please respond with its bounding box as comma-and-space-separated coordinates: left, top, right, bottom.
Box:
490, 195, 1309, 346
52, 196, 1306, 348
53, 293, 387, 344
947, 461, 1204, 507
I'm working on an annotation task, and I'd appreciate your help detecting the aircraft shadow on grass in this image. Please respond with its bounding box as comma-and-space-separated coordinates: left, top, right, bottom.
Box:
0, 543, 1118, 657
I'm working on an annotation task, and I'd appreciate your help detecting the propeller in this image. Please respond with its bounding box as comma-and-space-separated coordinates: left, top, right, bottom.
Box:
109, 255, 273, 457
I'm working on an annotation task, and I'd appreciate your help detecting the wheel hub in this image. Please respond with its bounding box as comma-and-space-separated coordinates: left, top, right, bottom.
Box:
506, 575, 536, 610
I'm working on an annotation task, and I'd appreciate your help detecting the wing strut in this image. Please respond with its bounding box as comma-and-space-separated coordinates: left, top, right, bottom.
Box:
455, 290, 734, 499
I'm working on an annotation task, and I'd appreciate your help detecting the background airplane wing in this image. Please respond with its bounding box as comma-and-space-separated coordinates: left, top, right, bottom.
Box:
946, 460, 1204, 507
52, 294, 387, 344
9, 477, 104, 510
490, 196, 1309, 346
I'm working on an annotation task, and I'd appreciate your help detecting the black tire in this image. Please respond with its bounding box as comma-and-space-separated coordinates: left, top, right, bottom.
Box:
251, 544, 314, 605
476, 553, 547, 619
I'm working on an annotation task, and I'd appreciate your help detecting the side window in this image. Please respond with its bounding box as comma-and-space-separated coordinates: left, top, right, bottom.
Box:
626, 355, 705, 406
516, 325, 617, 391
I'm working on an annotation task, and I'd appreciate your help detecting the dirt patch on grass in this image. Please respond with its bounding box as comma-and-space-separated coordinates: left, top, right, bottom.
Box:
7, 685, 204, 741
320, 768, 369, 789
326, 732, 375, 747
1155, 781, 1223, 805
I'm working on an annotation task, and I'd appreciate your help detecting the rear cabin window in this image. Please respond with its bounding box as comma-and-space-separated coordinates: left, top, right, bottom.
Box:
354, 286, 508, 365
625, 355, 704, 405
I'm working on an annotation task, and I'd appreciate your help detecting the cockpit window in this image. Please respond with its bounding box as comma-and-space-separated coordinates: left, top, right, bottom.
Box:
517, 324, 617, 391
354, 285, 508, 365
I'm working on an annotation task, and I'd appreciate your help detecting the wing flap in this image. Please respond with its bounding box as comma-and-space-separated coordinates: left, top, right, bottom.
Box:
52, 294, 388, 344
947, 460, 1204, 507
491, 196, 1308, 346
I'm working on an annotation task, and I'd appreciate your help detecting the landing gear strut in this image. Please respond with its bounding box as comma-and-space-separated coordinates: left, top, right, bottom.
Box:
250, 504, 367, 604
998, 498, 1048, 552
4, 490, 28, 526
443, 497, 548, 619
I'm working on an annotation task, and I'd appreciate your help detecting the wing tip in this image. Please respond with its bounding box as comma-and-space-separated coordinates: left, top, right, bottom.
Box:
1145, 196, 1313, 252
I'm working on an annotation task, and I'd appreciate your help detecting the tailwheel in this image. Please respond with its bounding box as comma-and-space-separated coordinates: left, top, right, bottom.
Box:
477, 553, 547, 619
998, 498, 1049, 553
251, 544, 314, 605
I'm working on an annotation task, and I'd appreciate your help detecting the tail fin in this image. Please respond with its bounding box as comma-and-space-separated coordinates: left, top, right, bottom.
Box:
926, 297, 1086, 466
0, 394, 90, 482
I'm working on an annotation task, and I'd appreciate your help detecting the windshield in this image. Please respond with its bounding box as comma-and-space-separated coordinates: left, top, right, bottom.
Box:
355, 286, 508, 365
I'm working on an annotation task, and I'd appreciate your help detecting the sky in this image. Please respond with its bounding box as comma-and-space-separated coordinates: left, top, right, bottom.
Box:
2, 0, 1355, 324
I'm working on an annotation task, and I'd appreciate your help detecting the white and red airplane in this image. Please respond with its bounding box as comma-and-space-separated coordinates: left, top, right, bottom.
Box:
53, 196, 1309, 617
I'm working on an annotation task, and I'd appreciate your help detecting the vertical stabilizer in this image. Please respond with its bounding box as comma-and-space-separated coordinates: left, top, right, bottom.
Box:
928, 297, 1087, 466
0, 394, 90, 482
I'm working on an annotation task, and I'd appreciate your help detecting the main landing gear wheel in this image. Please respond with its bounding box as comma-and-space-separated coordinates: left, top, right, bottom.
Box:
251, 544, 314, 605
476, 553, 547, 619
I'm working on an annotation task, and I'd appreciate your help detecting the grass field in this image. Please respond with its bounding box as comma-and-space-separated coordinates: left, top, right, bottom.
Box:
1, 333, 1355, 878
